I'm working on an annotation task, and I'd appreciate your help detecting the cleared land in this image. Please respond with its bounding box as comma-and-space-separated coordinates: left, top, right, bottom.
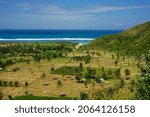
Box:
0, 42, 142, 100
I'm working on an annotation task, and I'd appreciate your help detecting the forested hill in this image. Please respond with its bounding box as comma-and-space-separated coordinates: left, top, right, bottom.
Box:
82, 21, 150, 56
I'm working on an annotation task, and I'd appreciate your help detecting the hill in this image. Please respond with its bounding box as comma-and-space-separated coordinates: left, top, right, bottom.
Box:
82, 21, 150, 56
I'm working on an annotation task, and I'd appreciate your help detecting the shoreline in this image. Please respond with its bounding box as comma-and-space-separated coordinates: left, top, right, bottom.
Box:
0, 38, 92, 44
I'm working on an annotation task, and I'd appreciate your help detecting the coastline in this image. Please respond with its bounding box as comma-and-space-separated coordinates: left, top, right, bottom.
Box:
0, 30, 122, 44
0, 38, 93, 44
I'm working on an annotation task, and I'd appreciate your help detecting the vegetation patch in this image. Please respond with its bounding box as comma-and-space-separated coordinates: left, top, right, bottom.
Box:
51, 66, 82, 75
13, 95, 74, 100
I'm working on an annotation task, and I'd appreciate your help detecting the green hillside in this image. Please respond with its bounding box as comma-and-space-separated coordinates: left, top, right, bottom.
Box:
83, 21, 150, 56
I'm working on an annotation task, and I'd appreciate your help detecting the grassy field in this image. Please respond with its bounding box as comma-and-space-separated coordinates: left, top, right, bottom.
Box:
0, 42, 142, 100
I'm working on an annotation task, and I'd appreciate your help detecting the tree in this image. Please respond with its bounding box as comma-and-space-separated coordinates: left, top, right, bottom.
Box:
33, 54, 42, 62
106, 87, 115, 97
134, 52, 150, 99
84, 80, 89, 88
25, 81, 29, 87
86, 67, 96, 79
57, 80, 63, 89
41, 73, 46, 79
3, 81, 7, 87
117, 53, 120, 60
56, 80, 63, 96
124, 69, 130, 79
9, 81, 14, 87
116, 78, 124, 89
27, 59, 30, 64
8, 95, 13, 100
0, 91, 3, 100
14, 81, 19, 87
108, 69, 112, 77
115, 69, 121, 78
101, 67, 105, 73
51, 67, 54, 72
114, 60, 118, 67
0, 80, 3, 87
85, 55, 91, 64
25, 81, 29, 96
75, 73, 83, 83
112, 54, 114, 59
79, 62, 83, 72
67, 66, 71, 72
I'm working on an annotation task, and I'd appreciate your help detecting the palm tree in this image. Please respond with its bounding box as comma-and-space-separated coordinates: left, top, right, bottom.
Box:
79, 62, 83, 72
41, 73, 46, 94
41, 73, 46, 79
115, 69, 121, 78
24, 81, 29, 95
14, 81, 19, 87
25, 81, 29, 87
114, 60, 118, 67
124, 69, 130, 79
57, 80, 63, 89
51, 67, 54, 72
56, 80, 63, 96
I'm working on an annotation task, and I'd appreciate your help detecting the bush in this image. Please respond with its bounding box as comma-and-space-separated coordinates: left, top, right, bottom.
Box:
132, 52, 150, 100
12, 67, 20, 72
8, 95, 13, 100
0, 80, 3, 87
124, 69, 130, 77
0, 91, 3, 100
93, 90, 104, 100
14, 81, 19, 87
80, 92, 89, 100
115, 69, 121, 78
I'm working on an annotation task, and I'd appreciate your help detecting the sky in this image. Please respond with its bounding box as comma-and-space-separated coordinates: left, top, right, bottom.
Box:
0, 0, 150, 29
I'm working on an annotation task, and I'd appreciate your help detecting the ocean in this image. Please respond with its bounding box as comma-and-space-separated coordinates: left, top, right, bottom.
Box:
0, 30, 122, 44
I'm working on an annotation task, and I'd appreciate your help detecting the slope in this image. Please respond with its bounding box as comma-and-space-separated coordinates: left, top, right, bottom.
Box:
83, 21, 150, 56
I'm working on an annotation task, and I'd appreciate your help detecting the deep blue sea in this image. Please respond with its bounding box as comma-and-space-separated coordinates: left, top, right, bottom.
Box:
0, 30, 122, 44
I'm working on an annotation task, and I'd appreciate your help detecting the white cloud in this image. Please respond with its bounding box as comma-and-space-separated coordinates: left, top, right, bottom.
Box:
78, 5, 150, 13
15, 3, 150, 20
37, 5, 150, 14
17, 3, 31, 10
115, 23, 122, 26
16, 2, 150, 14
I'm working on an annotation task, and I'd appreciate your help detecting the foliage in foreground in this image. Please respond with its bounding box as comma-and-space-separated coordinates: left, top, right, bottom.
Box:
129, 51, 150, 99
134, 52, 150, 99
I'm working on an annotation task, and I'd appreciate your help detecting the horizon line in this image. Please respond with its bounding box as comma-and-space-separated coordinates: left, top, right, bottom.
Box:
0, 29, 124, 30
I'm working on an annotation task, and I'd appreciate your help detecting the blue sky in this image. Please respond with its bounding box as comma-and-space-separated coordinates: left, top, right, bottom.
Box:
0, 0, 150, 29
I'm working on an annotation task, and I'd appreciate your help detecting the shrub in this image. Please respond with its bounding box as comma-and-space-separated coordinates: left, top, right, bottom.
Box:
134, 52, 150, 99
8, 95, 13, 100
12, 67, 20, 72
80, 92, 89, 100
115, 69, 121, 78
124, 69, 130, 77
25, 81, 29, 87
0, 91, 3, 100
14, 81, 19, 87
0, 80, 3, 87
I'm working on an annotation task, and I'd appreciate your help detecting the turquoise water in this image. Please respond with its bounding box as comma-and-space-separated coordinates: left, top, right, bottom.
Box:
0, 30, 122, 44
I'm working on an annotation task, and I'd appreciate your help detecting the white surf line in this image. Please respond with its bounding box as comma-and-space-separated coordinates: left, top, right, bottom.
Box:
0, 38, 94, 41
